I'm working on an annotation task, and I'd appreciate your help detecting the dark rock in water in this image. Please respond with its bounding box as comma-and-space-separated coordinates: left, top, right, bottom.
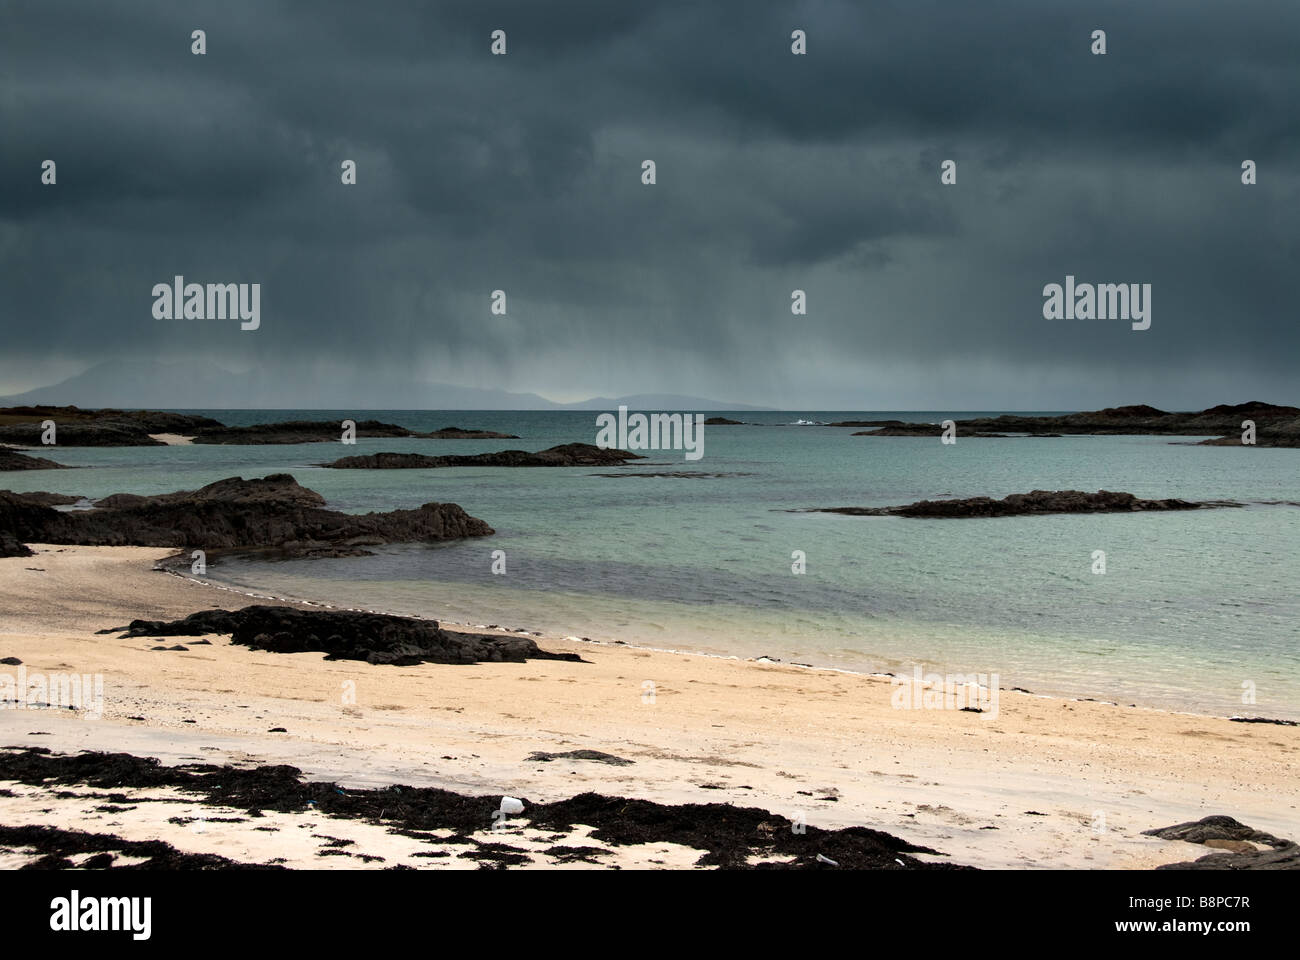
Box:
321, 452, 453, 469
849, 402, 1300, 446
704, 417, 744, 425
0, 408, 525, 447
811, 490, 1231, 518
322, 443, 644, 469
92, 473, 326, 510
1142, 815, 1289, 849
0, 406, 222, 446
0, 474, 492, 557
101, 605, 585, 666
0, 491, 82, 506
0, 448, 69, 470
526, 750, 634, 766
421, 426, 520, 439
853, 428, 1009, 437
193, 419, 418, 445
591, 471, 754, 479
1198, 414, 1300, 447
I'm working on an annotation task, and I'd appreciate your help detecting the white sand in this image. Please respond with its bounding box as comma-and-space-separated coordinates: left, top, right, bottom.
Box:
1, 545, 1296, 869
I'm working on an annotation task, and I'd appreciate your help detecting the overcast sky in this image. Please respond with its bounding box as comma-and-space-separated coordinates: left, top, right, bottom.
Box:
1, 0, 1296, 409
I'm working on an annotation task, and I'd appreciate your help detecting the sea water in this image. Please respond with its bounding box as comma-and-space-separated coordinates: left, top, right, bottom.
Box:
13, 409, 1298, 719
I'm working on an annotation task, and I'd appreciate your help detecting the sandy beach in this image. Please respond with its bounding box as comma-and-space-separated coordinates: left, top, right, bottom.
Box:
1, 543, 1295, 869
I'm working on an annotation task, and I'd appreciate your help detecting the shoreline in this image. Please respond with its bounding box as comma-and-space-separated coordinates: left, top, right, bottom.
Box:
2, 544, 1297, 869
169, 557, 1288, 726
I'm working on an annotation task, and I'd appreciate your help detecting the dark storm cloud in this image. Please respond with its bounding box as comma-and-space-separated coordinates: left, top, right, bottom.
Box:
0, 0, 1296, 407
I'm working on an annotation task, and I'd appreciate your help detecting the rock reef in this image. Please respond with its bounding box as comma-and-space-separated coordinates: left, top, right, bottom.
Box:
0, 406, 221, 446
810, 490, 1231, 518
0, 448, 68, 470
193, 419, 417, 445
0, 407, 522, 446
422, 426, 520, 439
321, 443, 644, 469
848, 402, 1300, 446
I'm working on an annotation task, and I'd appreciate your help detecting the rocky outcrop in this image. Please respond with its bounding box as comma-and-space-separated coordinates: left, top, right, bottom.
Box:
704, 417, 744, 425
99, 605, 582, 666
0, 448, 68, 470
850, 402, 1300, 443
1144, 816, 1298, 870
422, 426, 520, 439
1198, 415, 1300, 447
0, 533, 33, 557
0, 474, 492, 556
92, 473, 326, 510
0, 407, 528, 446
1143, 815, 1288, 848
0, 491, 82, 506
322, 443, 644, 469
0, 406, 222, 446
855, 427, 1010, 438
192, 419, 418, 445
810, 490, 1231, 518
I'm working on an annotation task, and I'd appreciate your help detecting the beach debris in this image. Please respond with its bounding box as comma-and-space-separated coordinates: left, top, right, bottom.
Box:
816, 854, 839, 866
1228, 716, 1298, 726
526, 749, 633, 766
0, 746, 972, 870
500, 797, 525, 815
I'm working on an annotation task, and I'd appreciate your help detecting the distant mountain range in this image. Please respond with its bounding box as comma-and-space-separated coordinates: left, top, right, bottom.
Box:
0, 361, 769, 411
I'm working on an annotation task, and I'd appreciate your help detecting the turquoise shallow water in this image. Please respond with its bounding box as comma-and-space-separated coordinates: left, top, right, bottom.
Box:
9, 409, 1299, 719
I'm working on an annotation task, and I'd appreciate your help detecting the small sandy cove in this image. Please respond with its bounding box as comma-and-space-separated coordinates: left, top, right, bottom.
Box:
1, 545, 1295, 869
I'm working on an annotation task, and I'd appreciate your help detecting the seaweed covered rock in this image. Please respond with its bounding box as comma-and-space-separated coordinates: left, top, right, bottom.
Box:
101, 605, 583, 666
